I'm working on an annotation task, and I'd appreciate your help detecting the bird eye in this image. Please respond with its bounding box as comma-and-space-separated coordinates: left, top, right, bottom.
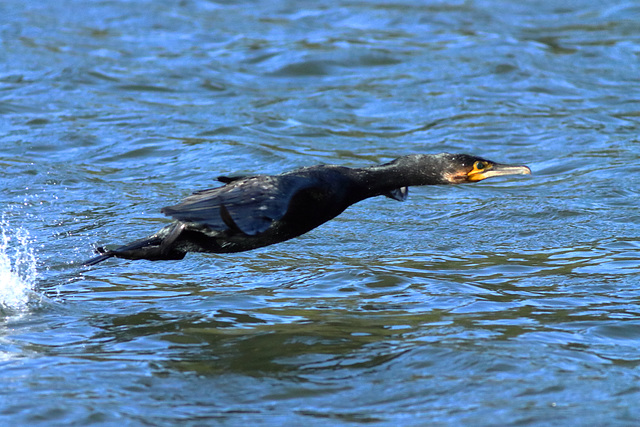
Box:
474, 161, 486, 170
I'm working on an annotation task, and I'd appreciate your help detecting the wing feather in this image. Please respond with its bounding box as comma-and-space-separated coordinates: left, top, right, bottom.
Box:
161, 175, 314, 235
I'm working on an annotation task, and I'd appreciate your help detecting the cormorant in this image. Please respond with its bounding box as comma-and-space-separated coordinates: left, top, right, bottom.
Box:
83, 153, 531, 265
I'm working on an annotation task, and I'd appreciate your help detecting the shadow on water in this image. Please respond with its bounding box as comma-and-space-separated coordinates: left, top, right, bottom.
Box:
87, 308, 416, 377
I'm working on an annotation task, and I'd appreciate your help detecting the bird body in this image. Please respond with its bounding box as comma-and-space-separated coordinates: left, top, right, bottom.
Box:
84, 153, 531, 265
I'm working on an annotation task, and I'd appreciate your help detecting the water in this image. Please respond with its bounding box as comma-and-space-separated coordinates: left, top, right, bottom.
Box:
2, 0, 640, 425
0, 221, 37, 309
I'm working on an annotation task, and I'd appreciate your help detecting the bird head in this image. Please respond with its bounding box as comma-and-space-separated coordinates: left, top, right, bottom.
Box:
439, 153, 532, 184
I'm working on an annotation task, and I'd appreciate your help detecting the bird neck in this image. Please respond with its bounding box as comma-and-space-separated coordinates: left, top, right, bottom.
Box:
354, 154, 451, 199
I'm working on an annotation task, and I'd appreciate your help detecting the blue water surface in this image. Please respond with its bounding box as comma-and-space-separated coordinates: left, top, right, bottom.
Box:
1, 0, 640, 425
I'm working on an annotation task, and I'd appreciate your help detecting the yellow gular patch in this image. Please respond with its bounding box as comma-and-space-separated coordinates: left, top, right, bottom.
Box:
467, 161, 492, 181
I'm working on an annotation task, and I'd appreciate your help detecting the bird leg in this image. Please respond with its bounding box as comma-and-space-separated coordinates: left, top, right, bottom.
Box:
159, 222, 186, 256
95, 223, 187, 262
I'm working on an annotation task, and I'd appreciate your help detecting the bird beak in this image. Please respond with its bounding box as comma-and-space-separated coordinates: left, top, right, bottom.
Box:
467, 163, 532, 182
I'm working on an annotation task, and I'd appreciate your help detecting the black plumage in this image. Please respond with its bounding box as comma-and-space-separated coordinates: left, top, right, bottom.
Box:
83, 153, 531, 265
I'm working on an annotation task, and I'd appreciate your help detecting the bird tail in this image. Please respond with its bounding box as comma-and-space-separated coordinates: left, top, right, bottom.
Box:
83, 252, 113, 266
82, 236, 164, 266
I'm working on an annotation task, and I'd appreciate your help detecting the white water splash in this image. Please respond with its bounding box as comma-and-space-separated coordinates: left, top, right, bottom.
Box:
0, 221, 37, 309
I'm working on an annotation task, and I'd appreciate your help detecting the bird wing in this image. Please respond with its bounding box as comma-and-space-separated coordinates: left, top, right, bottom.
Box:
160, 175, 314, 236
383, 187, 408, 201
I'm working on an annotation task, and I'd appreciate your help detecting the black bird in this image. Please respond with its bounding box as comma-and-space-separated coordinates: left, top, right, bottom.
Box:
83, 153, 531, 265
